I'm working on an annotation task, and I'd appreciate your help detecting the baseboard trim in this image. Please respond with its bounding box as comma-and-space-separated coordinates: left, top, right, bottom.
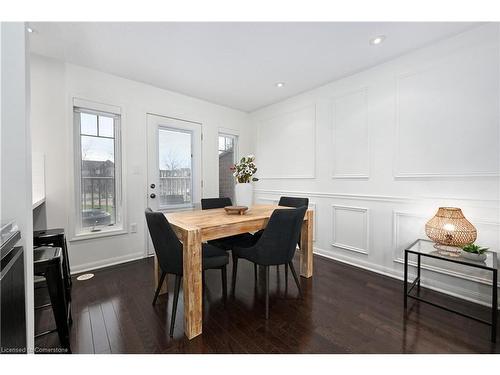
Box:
313, 247, 493, 307
71, 251, 147, 275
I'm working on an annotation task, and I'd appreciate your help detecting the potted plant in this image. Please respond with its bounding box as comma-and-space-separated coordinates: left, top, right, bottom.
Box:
231, 154, 258, 208
460, 243, 489, 262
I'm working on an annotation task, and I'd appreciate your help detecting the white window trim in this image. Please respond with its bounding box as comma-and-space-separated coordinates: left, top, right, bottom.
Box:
71, 102, 125, 241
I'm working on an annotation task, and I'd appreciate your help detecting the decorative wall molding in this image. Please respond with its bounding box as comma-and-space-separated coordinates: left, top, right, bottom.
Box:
393, 47, 499, 179
331, 204, 369, 254
254, 188, 499, 207
331, 88, 370, 179
392, 210, 500, 286
256, 104, 317, 179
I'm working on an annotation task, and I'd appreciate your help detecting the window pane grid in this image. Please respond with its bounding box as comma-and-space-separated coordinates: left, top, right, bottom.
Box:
76, 109, 120, 231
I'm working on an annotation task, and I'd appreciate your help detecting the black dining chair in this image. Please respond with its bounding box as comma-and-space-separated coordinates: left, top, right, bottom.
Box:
254, 196, 309, 278
145, 208, 229, 336
201, 197, 258, 277
200, 197, 232, 209
231, 206, 307, 319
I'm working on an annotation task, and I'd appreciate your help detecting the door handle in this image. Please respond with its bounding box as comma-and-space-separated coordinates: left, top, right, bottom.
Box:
150, 183, 155, 189
150, 193, 156, 199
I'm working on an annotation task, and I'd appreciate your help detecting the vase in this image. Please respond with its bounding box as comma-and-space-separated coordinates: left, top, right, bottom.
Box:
235, 182, 253, 208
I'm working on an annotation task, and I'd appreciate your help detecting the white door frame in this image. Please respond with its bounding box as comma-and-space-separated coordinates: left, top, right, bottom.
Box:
146, 113, 202, 254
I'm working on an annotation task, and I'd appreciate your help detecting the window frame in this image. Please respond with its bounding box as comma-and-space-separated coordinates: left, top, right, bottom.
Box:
217, 130, 239, 201
73, 106, 124, 239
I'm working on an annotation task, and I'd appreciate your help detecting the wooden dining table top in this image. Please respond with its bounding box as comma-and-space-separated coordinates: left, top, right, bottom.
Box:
164, 204, 312, 241
165, 204, 305, 227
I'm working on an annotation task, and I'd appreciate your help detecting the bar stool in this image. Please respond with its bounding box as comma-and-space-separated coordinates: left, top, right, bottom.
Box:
34, 229, 72, 302
34, 246, 71, 352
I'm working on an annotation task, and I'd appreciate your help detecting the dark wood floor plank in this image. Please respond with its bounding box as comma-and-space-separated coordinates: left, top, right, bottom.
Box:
75, 310, 94, 354
88, 304, 111, 354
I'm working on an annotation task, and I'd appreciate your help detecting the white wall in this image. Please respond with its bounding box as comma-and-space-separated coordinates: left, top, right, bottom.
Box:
250, 24, 500, 305
30, 55, 252, 273
1, 22, 34, 351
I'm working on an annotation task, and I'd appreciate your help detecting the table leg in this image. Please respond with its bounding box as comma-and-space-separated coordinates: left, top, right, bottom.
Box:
153, 255, 168, 295
300, 210, 314, 278
492, 269, 497, 342
183, 228, 203, 339
417, 253, 421, 294
404, 250, 408, 309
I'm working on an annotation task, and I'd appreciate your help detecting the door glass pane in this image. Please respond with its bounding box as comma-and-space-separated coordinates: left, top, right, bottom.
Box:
158, 128, 192, 207
218, 134, 236, 202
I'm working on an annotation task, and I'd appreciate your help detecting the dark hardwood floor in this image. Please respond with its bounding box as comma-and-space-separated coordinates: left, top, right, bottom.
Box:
34, 254, 499, 353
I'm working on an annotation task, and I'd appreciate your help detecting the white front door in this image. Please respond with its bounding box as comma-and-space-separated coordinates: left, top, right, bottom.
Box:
146, 113, 202, 254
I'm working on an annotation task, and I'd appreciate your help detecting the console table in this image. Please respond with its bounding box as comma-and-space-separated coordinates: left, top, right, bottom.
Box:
404, 239, 498, 342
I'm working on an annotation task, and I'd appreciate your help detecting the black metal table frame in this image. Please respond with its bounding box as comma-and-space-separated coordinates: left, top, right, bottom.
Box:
404, 239, 498, 343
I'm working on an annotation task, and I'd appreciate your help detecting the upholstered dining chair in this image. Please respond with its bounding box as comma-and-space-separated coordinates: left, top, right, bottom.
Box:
253, 196, 309, 279
145, 208, 229, 336
231, 206, 307, 319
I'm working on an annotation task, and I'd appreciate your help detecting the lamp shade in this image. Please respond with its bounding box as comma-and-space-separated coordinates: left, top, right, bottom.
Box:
425, 207, 477, 247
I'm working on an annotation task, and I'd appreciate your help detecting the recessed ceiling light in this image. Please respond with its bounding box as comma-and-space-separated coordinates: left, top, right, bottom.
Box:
275, 82, 285, 88
369, 35, 385, 46
27, 27, 34, 33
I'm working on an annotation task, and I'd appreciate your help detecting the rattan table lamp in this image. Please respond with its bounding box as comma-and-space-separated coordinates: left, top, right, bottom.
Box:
425, 207, 477, 255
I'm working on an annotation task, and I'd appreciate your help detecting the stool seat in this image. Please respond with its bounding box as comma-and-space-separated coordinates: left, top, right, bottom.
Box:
34, 246, 62, 267
33, 228, 65, 238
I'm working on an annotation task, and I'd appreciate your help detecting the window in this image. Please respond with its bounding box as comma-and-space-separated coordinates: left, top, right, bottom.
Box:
74, 107, 122, 235
218, 133, 238, 201
158, 127, 193, 208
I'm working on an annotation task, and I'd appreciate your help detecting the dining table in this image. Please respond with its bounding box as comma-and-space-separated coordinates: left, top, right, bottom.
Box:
153, 204, 314, 340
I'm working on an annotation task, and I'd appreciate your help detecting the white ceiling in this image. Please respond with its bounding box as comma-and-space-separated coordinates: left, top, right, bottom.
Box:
29, 22, 479, 112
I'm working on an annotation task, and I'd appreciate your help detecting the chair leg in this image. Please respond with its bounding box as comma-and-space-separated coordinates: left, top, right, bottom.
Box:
221, 265, 227, 303
288, 261, 302, 298
265, 266, 270, 320
254, 263, 257, 281
169, 275, 182, 337
231, 255, 238, 294
152, 271, 167, 306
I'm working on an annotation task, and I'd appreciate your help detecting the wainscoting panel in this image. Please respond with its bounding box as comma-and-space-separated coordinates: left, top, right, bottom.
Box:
394, 40, 499, 178
331, 205, 369, 254
332, 88, 370, 179
256, 105, 316, 179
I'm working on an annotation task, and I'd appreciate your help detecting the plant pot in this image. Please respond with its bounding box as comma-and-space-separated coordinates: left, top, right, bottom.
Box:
460, 250, 487, 262
235, 183, 253, 208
